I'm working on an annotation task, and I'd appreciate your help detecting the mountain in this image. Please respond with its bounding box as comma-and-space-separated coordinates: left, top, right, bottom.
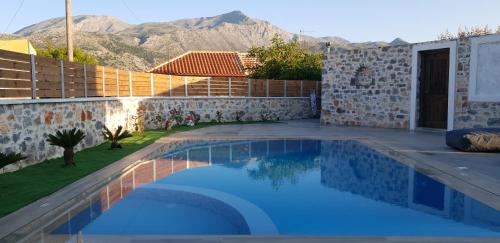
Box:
4, 11, 406, 71
390, 37, 409, 46
167, 10, 258, 29
15, 16, 132, 36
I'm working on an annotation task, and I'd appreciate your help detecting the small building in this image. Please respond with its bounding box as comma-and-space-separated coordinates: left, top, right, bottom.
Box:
0, 39, 37, 55
148, 51, 258, 77
321, 34, 500, 130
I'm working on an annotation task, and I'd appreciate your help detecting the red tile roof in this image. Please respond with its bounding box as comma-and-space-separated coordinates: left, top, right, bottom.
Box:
148, 51, 250, 77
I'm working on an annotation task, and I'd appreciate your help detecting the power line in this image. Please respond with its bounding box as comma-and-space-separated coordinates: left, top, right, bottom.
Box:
4, 0, 26, 33
120, 0, 142, 23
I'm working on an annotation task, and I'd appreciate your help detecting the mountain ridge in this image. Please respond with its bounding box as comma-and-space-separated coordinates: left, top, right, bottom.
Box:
5, 11, 408, 71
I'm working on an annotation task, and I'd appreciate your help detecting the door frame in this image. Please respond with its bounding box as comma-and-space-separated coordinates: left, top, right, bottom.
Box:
410, 41, 457, 131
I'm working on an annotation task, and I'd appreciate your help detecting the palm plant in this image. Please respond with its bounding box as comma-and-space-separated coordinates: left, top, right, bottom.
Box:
46, 128, 85, 166
0, 152, 27, 170
102, 125, 132, 149
216, 111, 223, 123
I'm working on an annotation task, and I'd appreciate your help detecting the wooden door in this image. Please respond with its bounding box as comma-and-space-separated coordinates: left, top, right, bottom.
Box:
418, 49, 449, 129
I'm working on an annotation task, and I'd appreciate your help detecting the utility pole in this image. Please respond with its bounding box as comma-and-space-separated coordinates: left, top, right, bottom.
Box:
299, 30, 314, 47
65, 0, 74, 61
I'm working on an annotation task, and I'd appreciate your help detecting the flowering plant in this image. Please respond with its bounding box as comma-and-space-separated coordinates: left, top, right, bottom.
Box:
165, 119, 175, 130
169, 107, 184, 125
185, 114, 195, 126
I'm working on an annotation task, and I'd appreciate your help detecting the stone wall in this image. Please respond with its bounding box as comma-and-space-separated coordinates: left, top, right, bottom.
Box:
321, 36, 500, 129
0, 97, 312, 172
454, 38, 500, 128
321, 45, 412, 128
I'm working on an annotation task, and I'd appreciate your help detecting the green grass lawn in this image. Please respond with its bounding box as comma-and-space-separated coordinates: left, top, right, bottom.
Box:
0, 121, 273, 218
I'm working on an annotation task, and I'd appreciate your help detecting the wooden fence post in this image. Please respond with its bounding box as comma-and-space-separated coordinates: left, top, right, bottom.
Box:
60, 60, 65, 98
83, 64, 88, 98
129, 71, 132, 97
266, 79, 269, 97
208, 77, 211, 97
184, 76, 188, 96
300, 80, 304, 97
150, 73, 154, 97
284, 80, 287, 97
316, 80, 320, 96
169, 75, 172, 96
30, 55, 36, 99
248, 79, 251, 97
102, 66, 106, 97
229, 77, 232, 97
116, 69, 120, 97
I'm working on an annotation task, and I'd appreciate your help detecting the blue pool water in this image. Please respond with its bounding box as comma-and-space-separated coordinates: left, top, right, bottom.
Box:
52, 139, 500, 236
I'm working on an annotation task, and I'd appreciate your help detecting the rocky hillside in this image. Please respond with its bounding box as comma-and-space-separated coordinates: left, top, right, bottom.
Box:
4, 11, 407, 71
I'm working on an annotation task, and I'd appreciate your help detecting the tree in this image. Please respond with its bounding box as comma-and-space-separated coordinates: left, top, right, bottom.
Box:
35, 43, 97, 65
248, 35, 323, 80
438, 25, 500, 40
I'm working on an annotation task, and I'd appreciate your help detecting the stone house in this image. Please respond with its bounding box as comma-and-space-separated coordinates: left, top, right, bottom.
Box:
321, 34, 500, 130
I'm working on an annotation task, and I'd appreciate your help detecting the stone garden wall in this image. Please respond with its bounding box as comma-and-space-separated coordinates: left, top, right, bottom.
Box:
320, 45, 412, 128
0, 97, 313, 172
321, 36, 500, 129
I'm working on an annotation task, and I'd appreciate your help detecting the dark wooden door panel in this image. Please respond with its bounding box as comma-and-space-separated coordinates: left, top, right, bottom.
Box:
419, 49, 449, 129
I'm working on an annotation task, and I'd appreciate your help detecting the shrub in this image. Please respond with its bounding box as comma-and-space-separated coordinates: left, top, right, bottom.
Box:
169, 107, 184, 125
260, 110, 273, 121
165, 119, 175, 130
151, 112, 163, 129
0, 152, 26, 170
189, 111, 201, 124
216, 111, 223, 123
235, 111, 245, 122
46, 128, 85, 166
35, 43, 97, 65
102, 126, 132, 149
438, 25, 500, 40
185, 114, 195, 126
131, 106, 146, 136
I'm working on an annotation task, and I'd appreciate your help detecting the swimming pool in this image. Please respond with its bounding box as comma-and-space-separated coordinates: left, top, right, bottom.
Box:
44, 139, 500, 237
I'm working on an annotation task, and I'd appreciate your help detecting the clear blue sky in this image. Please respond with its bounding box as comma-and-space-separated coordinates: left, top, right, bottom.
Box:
1, 0, 499, 43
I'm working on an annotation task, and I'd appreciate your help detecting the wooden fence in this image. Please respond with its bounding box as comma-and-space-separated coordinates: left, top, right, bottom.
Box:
0, 49, 320, 100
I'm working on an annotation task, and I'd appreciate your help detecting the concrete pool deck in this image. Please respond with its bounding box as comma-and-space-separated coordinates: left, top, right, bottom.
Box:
1, 119, 500, 242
